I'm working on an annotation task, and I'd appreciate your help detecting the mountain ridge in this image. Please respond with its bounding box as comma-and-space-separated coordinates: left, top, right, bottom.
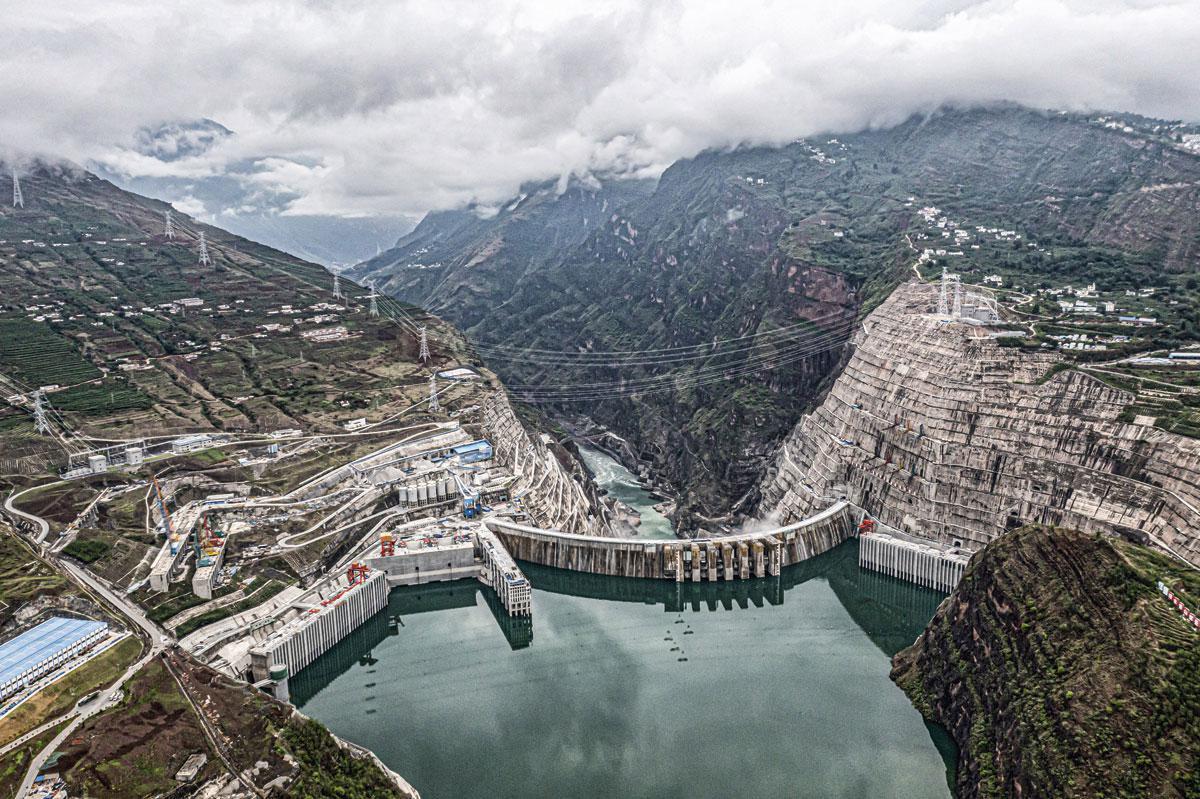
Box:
353, 104, 1200, 528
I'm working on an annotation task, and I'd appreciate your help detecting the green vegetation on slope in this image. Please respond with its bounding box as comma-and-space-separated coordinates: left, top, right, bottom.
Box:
58, 658, 210, 798
0, 162, 478, 481
892, 526, 1200, 799
358, 106, 1200, 524
0, 719, 68, 799
0, 532, 67, 628
282, 717, 407, 799
61, 538, 110, 564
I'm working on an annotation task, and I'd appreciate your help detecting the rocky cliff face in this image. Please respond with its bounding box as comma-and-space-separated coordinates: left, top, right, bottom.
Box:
759, 281, 1200, 567
892, 526, 1200, 798
480, 389, 612, 535
353, 106, 1200, 526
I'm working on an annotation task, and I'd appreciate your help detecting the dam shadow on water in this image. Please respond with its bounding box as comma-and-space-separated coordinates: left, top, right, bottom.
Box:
291, 540, 956, 799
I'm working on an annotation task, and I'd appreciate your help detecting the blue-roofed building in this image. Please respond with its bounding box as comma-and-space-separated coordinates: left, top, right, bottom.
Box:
0, 616, 108, 699
451, 440, 493, 465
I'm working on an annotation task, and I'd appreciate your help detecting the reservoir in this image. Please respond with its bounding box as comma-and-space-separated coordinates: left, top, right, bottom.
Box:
292, 541, 955, 799
577, 443, 676, 539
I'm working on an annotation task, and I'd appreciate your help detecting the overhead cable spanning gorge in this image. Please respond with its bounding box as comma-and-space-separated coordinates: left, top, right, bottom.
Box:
503, 331, 853, 402
473, 314, 858, 367
366, 289, 857, 402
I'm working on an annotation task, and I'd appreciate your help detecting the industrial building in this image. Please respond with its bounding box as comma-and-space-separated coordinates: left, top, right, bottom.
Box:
60, 442, 145, 478
191, 524, 229, 599
0, 617, 108, 700
858, 527, 970, 593
396, 473, 458, 507
365, 530, 478, 585
175, 753, 208, 783
477, 528, 532, 616
172, 434, 214, 454
451, 440, 493, 464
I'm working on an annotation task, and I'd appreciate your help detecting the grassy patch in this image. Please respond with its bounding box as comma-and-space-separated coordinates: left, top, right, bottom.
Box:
61, 538, 111, 564
282, 717, 406, 799
174, 579, 287, 638
0, 532, 67, 628
0, 319, 101, 388
58, 658, 211, 799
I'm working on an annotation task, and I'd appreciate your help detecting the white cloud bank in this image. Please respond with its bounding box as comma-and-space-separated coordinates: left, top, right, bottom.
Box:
3, 0, 1199, 218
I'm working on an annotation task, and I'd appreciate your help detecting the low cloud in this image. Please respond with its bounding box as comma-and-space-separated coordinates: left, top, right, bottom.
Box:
3, 0, 1199, 218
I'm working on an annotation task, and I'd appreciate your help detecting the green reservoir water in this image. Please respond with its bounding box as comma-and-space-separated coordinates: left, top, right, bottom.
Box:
292, 541, 956, 799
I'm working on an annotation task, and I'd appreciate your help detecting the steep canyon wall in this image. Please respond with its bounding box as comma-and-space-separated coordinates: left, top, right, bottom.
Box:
759, 281, 1200, 567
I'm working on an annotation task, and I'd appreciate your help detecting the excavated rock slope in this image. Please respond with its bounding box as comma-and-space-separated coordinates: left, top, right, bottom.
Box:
892, 526, 1200, 799
759, 281, 1200, 567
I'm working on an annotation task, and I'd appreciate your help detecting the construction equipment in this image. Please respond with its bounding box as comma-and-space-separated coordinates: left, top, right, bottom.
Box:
151, 476, 174, 537
454, 474, 480, 519
346, 562, 370, 585
380, 531, 395, 557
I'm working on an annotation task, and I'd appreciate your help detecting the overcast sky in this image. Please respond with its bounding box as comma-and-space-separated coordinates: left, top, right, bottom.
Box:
4, 0, 1200, 220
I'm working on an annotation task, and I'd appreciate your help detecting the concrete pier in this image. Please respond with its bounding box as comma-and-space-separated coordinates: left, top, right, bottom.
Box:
858, 530, 969, 593
484, 501, 855, 582
476, 528, 532, 616
365, 537, 478, 586
250, 571, 389, 694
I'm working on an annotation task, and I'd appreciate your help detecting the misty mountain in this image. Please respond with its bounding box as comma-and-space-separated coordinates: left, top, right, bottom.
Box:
93, 118, 412, 268
354, 105, 1200, 527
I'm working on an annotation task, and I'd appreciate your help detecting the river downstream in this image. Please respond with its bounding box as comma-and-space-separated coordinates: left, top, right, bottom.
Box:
292, 541, 955, 799
577, 443, 676, 539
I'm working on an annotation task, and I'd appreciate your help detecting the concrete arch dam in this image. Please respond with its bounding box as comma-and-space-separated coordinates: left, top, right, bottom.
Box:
484, 501, 856, 582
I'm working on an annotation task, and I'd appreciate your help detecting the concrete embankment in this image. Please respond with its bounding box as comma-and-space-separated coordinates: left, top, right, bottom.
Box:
485, 501, 855, 581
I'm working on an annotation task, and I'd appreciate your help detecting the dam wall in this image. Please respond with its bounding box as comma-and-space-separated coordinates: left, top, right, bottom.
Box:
485, 501, 855, 582
250, 571, 389, 683
759, 281, 1200, 568
858, 530, 969, 593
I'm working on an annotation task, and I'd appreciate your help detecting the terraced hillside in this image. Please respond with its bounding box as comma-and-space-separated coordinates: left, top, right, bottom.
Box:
355, 105, 1200, 528
0, 161, 477, 480
759, 280, 1200, 567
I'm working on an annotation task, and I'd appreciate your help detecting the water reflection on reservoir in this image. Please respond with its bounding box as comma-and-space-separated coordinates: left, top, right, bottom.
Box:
292, 540, 955, 799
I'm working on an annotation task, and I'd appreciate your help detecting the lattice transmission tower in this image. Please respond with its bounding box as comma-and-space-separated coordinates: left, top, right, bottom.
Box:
32, 390, 49, 435
428, 374, 439, 412
164, 210, 174, 239
198, 231, 211, 266
418, 327, 430, 363
332, 273, 342, 300
369, 288, 379, 317
11, 169, 23, 208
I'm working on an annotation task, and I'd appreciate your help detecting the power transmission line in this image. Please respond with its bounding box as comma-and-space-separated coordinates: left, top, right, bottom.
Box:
505, 337, 852, 403
418, 327, 430, 363
33, 390, 49, 434
503, 326, 855, 402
